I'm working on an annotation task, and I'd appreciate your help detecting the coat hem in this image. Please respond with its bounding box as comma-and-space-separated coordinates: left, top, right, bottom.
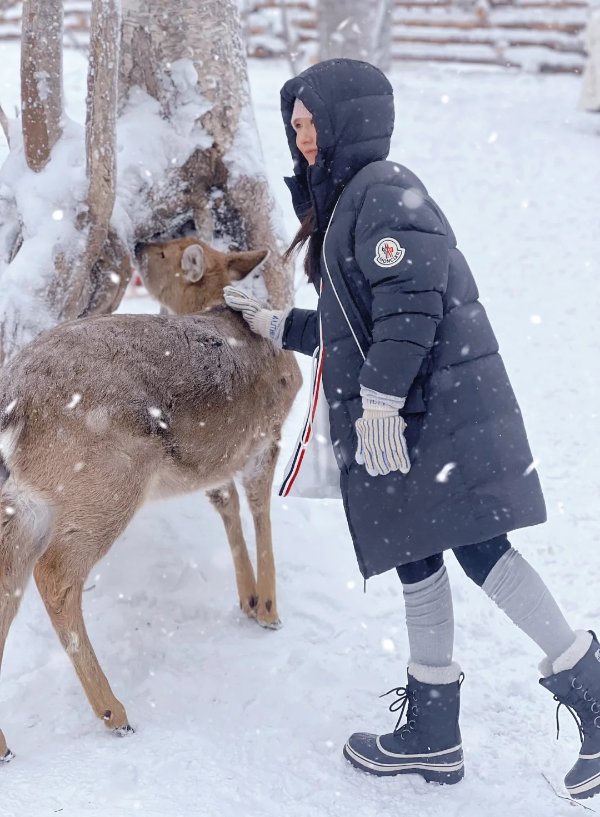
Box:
355, 512, 547, 580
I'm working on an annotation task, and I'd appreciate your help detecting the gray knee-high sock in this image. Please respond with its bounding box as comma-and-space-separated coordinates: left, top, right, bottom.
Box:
482, 548, 576, 662
402, 565, 454, 667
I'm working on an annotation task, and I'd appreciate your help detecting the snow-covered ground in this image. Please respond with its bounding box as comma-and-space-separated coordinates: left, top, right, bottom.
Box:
1, 45, 600, 816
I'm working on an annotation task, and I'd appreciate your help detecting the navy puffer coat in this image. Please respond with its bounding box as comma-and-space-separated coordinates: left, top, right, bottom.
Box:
280, 59, 546, 579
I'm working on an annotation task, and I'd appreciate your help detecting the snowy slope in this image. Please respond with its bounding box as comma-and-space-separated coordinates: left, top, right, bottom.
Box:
1, 47, 600, 817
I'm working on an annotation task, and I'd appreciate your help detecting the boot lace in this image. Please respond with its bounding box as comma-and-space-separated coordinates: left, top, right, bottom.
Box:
380, 673, 464, 740
379, 686, 418, 740
553, 676, 600, 743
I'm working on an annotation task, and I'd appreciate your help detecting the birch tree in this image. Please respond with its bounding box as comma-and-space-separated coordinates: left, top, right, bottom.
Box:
0, 0, 124, 361
0, 0, 294, 365
318, 0, 394, 71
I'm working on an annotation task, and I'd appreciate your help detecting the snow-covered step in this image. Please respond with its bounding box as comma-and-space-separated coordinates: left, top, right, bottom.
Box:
391, 25, 584, 49
0, 0, 590, 74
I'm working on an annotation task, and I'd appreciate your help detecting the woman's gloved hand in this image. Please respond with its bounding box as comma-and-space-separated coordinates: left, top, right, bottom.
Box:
355, 391, 411, 477
223, 286, 290, 348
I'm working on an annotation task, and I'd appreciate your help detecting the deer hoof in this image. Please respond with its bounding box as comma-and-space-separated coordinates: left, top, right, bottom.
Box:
257, 616, 282, 630
103, 710, 134, 736
113, 724, 135, 738
0, 748, 15, 763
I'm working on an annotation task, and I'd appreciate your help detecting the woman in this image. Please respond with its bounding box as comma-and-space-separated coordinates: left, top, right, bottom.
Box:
223, 59, 600, 800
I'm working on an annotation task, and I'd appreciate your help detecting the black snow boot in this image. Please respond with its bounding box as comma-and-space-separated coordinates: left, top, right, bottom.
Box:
343, 662, 464, 784
540, 630, 600, 800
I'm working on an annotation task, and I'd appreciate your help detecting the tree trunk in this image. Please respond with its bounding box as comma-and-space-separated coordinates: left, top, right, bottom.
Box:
120, 0, 293, 309
55, 0, 123, 322
318, 0, 394, 72
21, 0, 63, 172
0, 0, 128, 363
84, 0, 120, 272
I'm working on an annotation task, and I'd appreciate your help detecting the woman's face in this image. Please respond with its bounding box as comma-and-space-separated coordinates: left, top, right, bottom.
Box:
292, 114, 318, 166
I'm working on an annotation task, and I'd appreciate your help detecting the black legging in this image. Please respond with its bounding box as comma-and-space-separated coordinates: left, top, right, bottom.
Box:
396, 534, 511, 587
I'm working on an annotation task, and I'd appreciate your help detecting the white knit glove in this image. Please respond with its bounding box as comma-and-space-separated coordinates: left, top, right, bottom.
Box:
355, 390, 411, 477
223, 286, 289, 348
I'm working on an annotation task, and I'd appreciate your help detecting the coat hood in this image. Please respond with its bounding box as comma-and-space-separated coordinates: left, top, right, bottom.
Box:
280, 59, 394, 231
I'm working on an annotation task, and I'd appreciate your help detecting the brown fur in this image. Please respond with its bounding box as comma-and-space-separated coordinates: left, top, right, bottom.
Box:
0, 237, 302, 758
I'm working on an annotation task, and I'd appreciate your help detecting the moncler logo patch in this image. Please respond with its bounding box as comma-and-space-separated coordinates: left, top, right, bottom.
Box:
374, 237, 405, 268
595, 648, 600, 663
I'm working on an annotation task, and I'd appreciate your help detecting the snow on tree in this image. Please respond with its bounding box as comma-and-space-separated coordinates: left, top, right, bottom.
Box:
0, 0, 295, 364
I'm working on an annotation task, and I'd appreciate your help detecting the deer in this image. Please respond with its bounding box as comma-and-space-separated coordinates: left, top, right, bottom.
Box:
0, 236, 302, 761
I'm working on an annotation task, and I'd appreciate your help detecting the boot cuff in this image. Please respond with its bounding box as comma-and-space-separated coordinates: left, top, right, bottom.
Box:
551, 630, 593, 675
408, 661, 462, 685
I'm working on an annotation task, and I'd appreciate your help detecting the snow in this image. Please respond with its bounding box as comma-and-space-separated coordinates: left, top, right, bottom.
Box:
1, 46, 600, 816
110, 73, 211, 246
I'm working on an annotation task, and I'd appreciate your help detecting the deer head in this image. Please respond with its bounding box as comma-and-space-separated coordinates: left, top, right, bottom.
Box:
135, 237, 269, 315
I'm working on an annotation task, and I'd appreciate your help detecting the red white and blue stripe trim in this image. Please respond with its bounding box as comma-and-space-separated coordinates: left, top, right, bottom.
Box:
278, 195, 366, 498
279, 286, 325, 497
278, 343, 324, 497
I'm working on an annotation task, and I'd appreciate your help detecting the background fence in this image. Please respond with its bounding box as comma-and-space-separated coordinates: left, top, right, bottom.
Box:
0, 0, 590, 73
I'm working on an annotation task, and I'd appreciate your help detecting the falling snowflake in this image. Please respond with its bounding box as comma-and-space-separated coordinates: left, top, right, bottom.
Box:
523, 459, 539, 476
435, 462, 457, 483
402, 187, 424, 210
66, 393, 81, 410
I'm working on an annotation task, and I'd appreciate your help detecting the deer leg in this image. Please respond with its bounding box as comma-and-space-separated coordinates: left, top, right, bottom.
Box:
0, 489, 52, 762
34, 534, 133, 735
0, 584, 29, 761
30, 454, 151, 737
206, 481, 258, 618
242, 440, 280, 629
0, 582, 24, 762
34, 488, 143, 735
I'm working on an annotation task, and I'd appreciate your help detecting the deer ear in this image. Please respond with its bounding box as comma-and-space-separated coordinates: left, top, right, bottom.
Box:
227, 249, 269, 280
181, 244, 205, 282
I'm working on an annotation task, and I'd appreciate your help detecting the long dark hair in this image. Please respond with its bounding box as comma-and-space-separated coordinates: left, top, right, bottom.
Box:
283, 208, 323, 283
